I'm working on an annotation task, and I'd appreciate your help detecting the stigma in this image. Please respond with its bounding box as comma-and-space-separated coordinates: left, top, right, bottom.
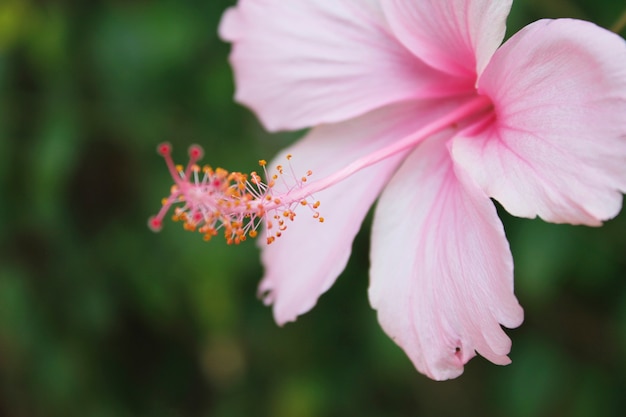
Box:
148, 143, 323, 245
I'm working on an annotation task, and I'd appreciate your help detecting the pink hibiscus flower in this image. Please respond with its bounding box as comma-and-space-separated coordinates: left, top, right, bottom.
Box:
151, 0, 626, 380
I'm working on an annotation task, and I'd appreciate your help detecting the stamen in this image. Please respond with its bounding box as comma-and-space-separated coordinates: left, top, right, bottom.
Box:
149, 97, 493, 245
148, 143, 323, 245
276, 95, 493, 204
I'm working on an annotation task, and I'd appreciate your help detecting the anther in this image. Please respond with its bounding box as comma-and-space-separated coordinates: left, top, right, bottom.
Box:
149, 144, 324, 245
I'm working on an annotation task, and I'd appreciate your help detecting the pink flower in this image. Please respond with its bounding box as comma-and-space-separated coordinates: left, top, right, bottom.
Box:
152, 0, 626, 380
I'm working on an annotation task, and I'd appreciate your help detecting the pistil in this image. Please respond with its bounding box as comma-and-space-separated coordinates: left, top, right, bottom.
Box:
149, 95, 493, 244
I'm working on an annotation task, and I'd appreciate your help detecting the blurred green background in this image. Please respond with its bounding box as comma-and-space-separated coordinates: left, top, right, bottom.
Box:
1, 0, 625, 416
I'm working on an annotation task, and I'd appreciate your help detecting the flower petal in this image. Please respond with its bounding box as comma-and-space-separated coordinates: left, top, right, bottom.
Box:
259, 99, 463, 325
454, 19, 626, 225
382, 0, 512, 78
219, 0, 463, 132
369, 133, 523, 380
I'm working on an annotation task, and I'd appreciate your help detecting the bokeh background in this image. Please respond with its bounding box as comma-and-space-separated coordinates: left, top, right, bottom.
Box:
1, 0, 626, 416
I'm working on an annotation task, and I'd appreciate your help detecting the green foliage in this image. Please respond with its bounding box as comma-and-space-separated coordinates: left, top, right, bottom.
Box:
0, 1, 625, 416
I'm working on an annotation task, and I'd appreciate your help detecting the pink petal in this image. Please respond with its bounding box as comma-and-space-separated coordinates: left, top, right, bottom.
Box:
259, 99, 464, 325
219, 0, 464, 132
454, 19, 626, 225
382, 0, 512, 79
369, 133, 523, 381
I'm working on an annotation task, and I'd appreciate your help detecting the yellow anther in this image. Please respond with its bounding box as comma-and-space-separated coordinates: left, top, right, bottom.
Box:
152, 145, 323, 246
319, 217, 325, 223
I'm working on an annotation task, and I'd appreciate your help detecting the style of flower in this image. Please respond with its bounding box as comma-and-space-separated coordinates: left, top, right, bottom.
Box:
149, 142, 324, 245
151, 0, 626, 380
